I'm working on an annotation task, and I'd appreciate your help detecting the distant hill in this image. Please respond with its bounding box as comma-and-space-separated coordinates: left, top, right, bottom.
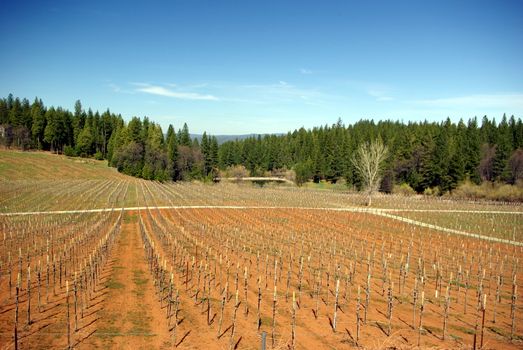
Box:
190, 133, 283, 144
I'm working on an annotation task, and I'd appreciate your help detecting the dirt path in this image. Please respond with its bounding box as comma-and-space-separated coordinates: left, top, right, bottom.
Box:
80, 212, 172, 349
2, 205, 522, 217
370, 210, 523, 246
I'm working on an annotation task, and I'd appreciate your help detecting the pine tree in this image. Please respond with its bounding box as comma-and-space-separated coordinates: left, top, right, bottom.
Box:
465, 117, 481, 183
128, 117, 143, 144
72, 100, 84, 143
142, 123, 167, 180
8, 97, 22, 126
448, 120, 466, 189
201, 132, 211, 176
166, 124, 179, 180
44, 108, 58, 152
0, 98, 8, 124
76, 126, 94, 156
31, 98, 46, 149
492, 115, 512, 181
210, 136, 219, 176
179, 123, 191, 146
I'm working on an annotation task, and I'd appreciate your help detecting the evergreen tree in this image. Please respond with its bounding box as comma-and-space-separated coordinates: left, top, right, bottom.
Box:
44, 108, 59, 152
76, 125, 94, 156
142, 123, 167, 180
492, 114, 512, 181
101, 110, 113, 157
2, 94, 523, 190
128, 117, 143, 144
209, 136, 219, 175
166, 124, 179, 180
201, 132, 211, 176
0, 98, 8, 124
8, 97, 23, 126
179, 123, 191, 146
465, 117, 481, 183
31, 98, 46, 149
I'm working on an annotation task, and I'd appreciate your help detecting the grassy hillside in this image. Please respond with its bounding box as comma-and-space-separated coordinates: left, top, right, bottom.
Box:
0, 150, 126, 180
1, 149, 522, 215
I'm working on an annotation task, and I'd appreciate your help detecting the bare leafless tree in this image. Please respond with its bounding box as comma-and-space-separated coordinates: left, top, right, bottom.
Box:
351, 138, 389, 206
479, 143, 496, 182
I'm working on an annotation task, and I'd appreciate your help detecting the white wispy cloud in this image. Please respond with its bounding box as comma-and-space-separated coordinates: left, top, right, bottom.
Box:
411, 94, 523, 109
115, 80, 337, 106
367, 87, 394, 102
107, 82, 135, 94
300, 68, 313, 75
108, 83, 120, 92
132, 83, 219, 101
233, 81, 330, 105
341, 80, 396, 101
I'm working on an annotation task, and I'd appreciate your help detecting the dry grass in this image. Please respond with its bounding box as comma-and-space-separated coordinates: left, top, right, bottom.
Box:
452, 180, 523, 202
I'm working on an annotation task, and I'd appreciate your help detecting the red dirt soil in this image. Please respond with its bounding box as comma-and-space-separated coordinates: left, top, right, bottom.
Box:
1, 209, 522, 349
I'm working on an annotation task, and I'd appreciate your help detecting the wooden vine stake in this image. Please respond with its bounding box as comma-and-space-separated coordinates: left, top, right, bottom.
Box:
442, 285, 449, 340
14, 273, 20, 350
172, 290, 179, 347
298, 257, 304, 304
230, 290, 240, 350
46, 255, 50, 303
333, 279, 340, 332
412, 277, 418, 329
37, 260, 41, 313
8, 252, 12, 298
207, 272, 212, 325
387, 281, 394, 336
185, 260, 189, 291
511, 283, 517, 341
480, 293, 486, 349
464, 270, 469, 314
356, 285, 361, 345
167, 273, 173, 326
364, 272, 371, 325
53, 255, 56, 296
257, 276, 262, 331
66, 280, 71, 349
243, 266, 248, 316
314, 270, 320, 319
493, 275, 500, 323
291, 291, 296, 349
27, 266, 32, 325
271, 285, 277, 348
417, 291, 424, 347
74, 273, 78, 332
218, 288, 225, 338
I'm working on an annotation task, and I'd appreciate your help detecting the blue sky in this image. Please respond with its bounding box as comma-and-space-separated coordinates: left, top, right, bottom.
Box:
1, 0, 522, 134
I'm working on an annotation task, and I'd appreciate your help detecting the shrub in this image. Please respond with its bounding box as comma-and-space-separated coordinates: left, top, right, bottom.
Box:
154, 169, 169, 182
284, 169, 296, 183
222, 165, 249, 179
393, 183, 416, 196
64, 145, 76, 157
293, 160, 313, 186
94, 151, 104, 160
268, 168, 295, 183
423, 186, 441, 196
452, 180, 523, 202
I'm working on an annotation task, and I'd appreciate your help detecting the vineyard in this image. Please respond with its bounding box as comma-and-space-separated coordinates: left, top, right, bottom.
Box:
0, 150, 522, 349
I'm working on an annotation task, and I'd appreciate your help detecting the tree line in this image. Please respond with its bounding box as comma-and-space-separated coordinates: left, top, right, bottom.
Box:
221, 117, 523, 192
1, 94, 522, 193
0, 94, 219, 181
